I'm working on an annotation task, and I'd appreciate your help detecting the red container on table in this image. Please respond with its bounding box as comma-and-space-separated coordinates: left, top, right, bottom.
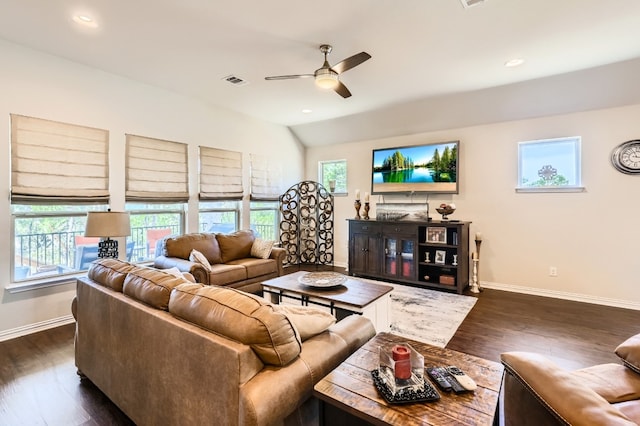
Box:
392, 345, 411, 380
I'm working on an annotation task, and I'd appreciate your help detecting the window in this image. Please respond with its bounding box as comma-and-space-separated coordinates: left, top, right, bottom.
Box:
318, 159, 347, 194
10, 115, 110, 283
12, 205, 105, 281
200, 201, 239, 234
517, 136, 584, 192
250, 201, 279, 241
126, 203, 184, 262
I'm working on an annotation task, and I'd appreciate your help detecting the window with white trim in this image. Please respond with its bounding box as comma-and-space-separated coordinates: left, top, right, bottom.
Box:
318, 159, 347, 194
517, 136, 584, 192
10, 114, 110, 283
199, 201, 239, 234
125, 135, 188, 261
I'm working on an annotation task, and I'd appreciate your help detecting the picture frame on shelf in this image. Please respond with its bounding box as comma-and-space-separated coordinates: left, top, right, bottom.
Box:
435, 250, 446, 264
427, 227, 446, 244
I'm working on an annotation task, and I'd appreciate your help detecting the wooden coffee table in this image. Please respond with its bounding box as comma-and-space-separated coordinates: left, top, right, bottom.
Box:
313, 332, 504, 425
262, 271, 393, 332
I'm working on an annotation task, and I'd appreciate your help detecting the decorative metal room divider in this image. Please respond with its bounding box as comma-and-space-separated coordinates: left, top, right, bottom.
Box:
279, 180, 334, 266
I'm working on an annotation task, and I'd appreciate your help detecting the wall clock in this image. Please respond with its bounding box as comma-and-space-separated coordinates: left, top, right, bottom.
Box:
611, 140, 640, 174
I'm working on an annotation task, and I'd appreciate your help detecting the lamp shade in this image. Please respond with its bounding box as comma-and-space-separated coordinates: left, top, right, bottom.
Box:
85, 211, 131, 238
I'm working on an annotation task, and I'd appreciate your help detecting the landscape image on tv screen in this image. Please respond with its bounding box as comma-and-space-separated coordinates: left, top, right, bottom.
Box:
371, 141, 459, 194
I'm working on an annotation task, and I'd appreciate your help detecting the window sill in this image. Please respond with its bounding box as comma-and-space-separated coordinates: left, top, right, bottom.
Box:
515, 186, 586, 193
6, 274, 81, 293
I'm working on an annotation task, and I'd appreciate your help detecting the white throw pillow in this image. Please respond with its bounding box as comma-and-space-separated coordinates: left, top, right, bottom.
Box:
162, 267, 184, 278
189, 249, 212, 272
251, 238, 275, 259
273, 305, 336, 341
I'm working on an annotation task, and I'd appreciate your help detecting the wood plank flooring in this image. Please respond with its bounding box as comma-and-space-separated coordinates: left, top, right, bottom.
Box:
1, 275, 639, 425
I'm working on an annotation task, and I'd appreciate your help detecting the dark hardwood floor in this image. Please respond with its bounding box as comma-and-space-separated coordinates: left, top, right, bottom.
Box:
1, 273, 639, 425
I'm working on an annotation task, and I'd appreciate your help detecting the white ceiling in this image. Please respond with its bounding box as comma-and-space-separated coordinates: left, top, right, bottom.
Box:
2, 0, 640, 146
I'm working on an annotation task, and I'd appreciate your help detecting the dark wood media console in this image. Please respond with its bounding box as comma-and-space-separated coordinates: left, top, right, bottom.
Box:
348, 219, 471, 294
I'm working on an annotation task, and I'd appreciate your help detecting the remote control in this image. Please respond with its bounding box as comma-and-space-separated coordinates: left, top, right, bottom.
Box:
426, 367, 452, 391
446, 366, 477, 391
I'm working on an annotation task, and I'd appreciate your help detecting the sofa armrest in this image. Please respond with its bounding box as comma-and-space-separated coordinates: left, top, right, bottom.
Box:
269, 247, 286, 276
501, 352, 636, 426
153, 256, 210, 285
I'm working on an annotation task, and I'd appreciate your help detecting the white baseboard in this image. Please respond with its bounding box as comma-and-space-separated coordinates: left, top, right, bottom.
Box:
481, 281, 640, 311
0, 315, 75, 342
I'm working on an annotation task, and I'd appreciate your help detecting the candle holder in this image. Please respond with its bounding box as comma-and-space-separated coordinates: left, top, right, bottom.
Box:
354, 200, 362, 219
470, 258, 480, 294
475, 236, 483, 291
363, 202, 370, 220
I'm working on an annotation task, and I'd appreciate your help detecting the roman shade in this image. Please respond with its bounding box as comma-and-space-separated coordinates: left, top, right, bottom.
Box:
199, 146, 243, 200
126, 134, 189, 202
10, 114, 109, 204
250, 154, 283, 201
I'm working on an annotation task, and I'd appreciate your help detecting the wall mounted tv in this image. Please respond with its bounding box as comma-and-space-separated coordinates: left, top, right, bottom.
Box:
371, 141, 459, 194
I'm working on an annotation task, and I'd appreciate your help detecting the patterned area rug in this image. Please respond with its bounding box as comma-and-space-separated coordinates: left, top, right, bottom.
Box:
386, 283, 477, 347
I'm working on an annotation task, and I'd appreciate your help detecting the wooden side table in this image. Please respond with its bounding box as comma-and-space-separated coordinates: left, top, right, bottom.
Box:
313, 332, 504, 425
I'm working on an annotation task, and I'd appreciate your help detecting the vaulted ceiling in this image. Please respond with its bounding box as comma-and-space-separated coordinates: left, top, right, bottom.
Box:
2, 0, 640, 146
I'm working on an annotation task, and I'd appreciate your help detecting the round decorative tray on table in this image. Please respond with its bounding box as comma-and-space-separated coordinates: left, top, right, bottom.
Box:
298, 272, 347, 289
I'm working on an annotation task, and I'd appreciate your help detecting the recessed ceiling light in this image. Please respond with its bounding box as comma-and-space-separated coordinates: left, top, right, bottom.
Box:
72, 14, 98, 28
504, 58, 525, 68
302, 109, 313, 114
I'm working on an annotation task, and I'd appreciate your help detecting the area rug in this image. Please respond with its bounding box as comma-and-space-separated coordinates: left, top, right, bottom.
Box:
385, 282, 477, 347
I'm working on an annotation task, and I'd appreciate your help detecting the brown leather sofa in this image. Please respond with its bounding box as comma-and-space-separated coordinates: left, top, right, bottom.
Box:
73, 259, 376, 426
154, 230, 286, 294
501, 335, 640, 426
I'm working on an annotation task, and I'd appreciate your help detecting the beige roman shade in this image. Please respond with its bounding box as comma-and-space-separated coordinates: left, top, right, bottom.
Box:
250, 154, 283, 201
126, 134, 189, 202
10, 114, 110, 204
199, 146, 243, 200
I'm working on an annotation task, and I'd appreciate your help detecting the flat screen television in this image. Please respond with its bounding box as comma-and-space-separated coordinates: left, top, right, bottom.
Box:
371, 141, 459, 194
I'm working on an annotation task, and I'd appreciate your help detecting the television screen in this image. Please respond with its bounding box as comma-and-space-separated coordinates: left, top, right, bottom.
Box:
371, 141, 459, 194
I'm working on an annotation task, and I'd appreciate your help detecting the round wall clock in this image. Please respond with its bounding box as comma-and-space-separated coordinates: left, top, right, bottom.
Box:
611, 140, 640, 174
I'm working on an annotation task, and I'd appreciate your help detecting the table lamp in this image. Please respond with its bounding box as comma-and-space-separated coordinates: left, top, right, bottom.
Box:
85, 210, 131, 259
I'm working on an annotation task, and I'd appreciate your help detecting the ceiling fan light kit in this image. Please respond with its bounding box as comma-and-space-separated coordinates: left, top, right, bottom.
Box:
265, 44, 371, 98
315, 68, 339, 89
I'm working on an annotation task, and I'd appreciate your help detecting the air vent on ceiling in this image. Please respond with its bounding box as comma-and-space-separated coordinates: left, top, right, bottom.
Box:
222, 75, 249, 86
460, 0, 486, 8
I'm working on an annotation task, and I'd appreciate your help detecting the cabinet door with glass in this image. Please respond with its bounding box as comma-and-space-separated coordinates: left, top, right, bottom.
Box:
382, 233, 416, 281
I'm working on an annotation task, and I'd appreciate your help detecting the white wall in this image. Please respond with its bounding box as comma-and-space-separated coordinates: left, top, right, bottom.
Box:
306, 104, 640, 309
0, 40, 304, 339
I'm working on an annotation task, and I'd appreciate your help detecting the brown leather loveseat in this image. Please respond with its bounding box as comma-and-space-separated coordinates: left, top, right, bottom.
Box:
74, 258, 376, 426
501, 334, 640, 425
154, 230, 285, 294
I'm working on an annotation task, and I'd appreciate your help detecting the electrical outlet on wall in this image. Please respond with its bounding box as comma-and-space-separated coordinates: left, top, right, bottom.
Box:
549, 266, 558, 277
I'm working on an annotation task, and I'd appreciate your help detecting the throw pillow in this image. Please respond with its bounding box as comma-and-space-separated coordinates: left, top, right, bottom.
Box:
162, 267, 184, 278
189, 249, 212, 272
216, 229, 256, 263
251, 238, 275, 259
616, 334, 640, 374
273, 305, 336, 341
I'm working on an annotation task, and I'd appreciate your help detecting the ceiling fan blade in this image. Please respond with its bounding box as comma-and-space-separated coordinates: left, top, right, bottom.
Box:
332, 52, 371, 74
265, 74, 314, 80
334, 81, 352, 98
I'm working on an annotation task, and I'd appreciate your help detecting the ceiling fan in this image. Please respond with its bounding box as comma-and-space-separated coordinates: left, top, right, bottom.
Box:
265, 44, 371, 98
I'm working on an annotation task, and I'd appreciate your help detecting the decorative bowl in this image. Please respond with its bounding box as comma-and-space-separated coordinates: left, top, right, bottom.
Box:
435, 207, 455, 220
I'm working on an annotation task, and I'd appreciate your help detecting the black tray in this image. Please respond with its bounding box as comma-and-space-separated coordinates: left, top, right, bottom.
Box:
371, 369, 440, 404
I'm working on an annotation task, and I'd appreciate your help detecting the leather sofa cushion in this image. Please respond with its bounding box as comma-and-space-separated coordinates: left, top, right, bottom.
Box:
573, 363, 640, 403
501, 352, 636, 425
216, 230, 255, 263
165, 233, 222, 264
616, 334, 640, 374
208, 264, 247, 286
228, 258, 277, 279
169, 283, 301, 366
123, 266, 191, 310
88, 258, 136, 292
